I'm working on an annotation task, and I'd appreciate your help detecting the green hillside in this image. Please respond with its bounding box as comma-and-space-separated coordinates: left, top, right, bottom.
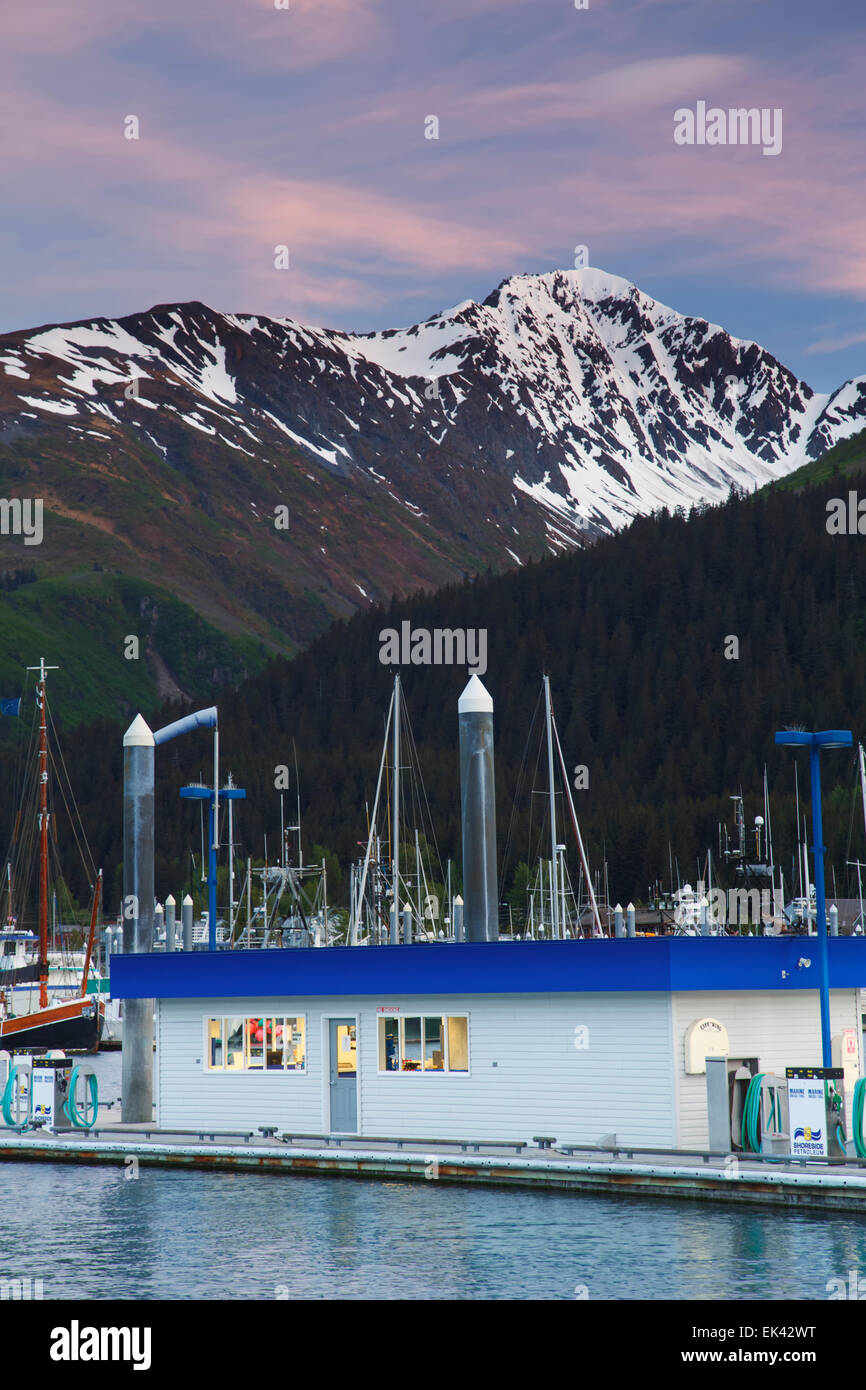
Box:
21, 445, 866, 915
772, 427, 866, 492
0, 570, 268, 729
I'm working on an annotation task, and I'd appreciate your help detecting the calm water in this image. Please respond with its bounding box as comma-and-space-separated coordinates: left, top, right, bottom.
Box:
2, 1053, 865, 1300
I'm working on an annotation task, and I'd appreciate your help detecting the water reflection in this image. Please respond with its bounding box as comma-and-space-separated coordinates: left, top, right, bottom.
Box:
1, 1161, 864, 1300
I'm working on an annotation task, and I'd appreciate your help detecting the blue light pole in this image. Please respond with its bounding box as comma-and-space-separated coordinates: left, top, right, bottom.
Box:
180, 783, 246, 949
774, 729, 852, 1066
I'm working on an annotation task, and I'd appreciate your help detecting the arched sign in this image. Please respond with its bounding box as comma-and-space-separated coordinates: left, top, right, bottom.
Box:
684, 1017, 730, 1074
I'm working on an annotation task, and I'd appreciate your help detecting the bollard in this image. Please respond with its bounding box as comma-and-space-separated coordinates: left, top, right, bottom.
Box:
453, 896, 464, 943
182, 894, 193, 951
458, 676, 498, 941
165, 894, 176, 952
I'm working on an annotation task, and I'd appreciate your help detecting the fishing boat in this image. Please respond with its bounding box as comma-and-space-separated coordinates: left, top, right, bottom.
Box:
0, 660, 104, 1052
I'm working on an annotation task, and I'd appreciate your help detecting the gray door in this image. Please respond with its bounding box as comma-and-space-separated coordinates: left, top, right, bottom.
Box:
329, 1018, 358, 1133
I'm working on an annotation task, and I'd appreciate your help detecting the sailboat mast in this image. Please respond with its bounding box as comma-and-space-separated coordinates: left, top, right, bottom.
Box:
28, 658, 58, 1009
392, 674, 401, 932
38, 673, 49, 1005
543, 675, 560, 940
80, 869, 102, 997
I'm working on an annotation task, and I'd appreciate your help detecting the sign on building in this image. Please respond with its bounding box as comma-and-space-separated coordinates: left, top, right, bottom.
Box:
684, 1017, 730, 1074
786, 1067, 845, 1158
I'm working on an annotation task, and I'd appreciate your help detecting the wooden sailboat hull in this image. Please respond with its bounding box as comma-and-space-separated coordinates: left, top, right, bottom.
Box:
0, 998, 104, 1053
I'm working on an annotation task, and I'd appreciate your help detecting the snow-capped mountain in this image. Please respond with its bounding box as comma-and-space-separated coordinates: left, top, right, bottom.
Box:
1, 268, 864, 644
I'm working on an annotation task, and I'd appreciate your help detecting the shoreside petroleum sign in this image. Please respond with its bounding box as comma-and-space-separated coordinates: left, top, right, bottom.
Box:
786, 1067, 844, 1158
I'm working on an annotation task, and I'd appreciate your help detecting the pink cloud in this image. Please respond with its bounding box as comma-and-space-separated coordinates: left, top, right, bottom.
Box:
805, 330, 866, 356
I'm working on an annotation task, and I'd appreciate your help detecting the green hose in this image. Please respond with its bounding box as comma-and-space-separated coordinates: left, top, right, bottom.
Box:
64, 1066, 98, 1130
743, 1072, 767, 1153
1, 1064, 31, 1131
854, 1079, 866, 1159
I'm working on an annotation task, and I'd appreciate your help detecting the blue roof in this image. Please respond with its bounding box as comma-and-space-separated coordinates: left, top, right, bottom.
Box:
110, 937, 866, 999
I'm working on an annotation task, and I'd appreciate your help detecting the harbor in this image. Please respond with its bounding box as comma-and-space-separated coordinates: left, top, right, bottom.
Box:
5, 672, 866, 1205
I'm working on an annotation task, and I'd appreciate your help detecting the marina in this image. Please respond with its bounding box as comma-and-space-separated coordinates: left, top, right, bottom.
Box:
5, 674, 866, 1199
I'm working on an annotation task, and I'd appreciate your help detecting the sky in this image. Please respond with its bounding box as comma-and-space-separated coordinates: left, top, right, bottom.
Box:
1, 0, 865, 389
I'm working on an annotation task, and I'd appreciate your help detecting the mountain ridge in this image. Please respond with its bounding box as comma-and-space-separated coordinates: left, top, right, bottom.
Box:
1, 267, 864, 722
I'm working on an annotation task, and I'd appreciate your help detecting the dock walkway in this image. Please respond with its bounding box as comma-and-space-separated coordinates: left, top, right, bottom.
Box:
3, 1120, 866, 1211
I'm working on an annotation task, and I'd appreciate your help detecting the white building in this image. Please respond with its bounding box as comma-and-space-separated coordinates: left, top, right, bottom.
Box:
112, 938, 866, 1148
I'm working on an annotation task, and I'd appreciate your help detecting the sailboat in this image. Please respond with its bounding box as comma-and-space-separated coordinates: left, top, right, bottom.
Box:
0, 660, 104, 1052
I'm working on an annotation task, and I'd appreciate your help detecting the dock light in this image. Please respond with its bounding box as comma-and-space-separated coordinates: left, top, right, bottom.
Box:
775, 728, 853, 1065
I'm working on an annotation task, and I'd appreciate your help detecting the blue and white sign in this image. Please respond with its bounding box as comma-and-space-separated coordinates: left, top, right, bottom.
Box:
786, 1067, 841, 1158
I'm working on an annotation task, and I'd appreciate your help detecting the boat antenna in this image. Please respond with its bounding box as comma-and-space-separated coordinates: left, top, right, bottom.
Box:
293, 738, 302, 870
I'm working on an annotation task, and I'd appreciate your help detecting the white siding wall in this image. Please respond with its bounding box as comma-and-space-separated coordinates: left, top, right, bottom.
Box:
157, 996, 331, 1134
672, 989, 862, 1148
157, 992, 678, 1146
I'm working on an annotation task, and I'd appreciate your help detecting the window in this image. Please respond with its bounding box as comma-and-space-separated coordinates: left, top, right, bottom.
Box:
377, 1015, 468, 1073
205, 1016, 306, 1071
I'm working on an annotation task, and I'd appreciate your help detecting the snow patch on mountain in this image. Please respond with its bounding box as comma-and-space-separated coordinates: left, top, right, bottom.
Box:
2, 268, 865, 558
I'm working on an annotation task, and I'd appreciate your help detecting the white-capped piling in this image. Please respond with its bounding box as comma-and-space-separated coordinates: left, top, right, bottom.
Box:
626, 902, 636, 939
700, 897, 710, 937
389, 903, 399, 945
829, 903, 839, 937
453, 895, 464, 942
182, 894, 193, 951
402, 902, 413, 945
458, 676, 498, 942
614, 903, 624, 938
165, 895, 176, 952
122, 714, 155, 1123
154, 901, 164, 948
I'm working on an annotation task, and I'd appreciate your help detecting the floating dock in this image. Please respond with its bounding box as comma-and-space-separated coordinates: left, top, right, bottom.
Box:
4, 1125, 866, 1212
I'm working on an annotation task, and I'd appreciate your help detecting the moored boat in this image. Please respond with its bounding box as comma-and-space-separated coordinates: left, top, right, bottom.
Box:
0, 660, 104, 1053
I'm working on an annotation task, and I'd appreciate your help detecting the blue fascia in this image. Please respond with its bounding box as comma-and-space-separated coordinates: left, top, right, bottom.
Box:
109, 937, 866, 1000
